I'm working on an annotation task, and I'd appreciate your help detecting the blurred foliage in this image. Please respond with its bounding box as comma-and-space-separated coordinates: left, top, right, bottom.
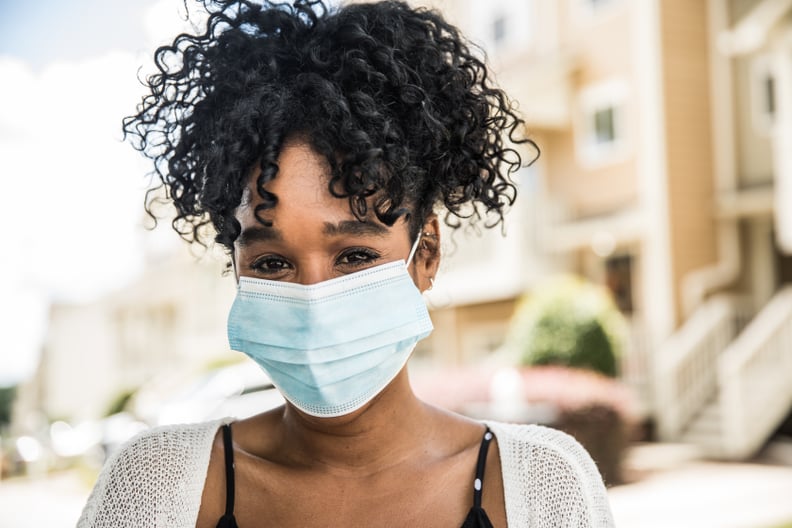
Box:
510, 366, 635, 485
0, 385, 17, 428
104, 388, 137, 417
507, 274, 626, 377
554, 402, 630, 486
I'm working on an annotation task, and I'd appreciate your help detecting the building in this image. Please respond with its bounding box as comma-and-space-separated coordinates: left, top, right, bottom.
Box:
414, 0, 792, 459
14, 246, 237, 426
15, 0, 792, 461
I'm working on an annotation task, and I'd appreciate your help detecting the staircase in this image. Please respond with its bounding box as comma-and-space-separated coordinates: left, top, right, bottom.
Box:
655, 287, 792, 459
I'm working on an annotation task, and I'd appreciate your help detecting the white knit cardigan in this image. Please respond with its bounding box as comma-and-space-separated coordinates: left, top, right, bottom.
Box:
77, 419, 614, 527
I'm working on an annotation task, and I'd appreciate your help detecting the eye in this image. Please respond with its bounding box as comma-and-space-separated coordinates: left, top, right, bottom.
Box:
250, 255, 292, 276
336, 248, 381, 268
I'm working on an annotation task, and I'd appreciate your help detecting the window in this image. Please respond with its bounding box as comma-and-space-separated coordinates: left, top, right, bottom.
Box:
751, 55, 777, 134
764, 75, 776, 117
492, 14, 507, 45
593, 107, 616, 144
576, 79, 630, 166
573, 0, 621, 21
469, 0, 533, 54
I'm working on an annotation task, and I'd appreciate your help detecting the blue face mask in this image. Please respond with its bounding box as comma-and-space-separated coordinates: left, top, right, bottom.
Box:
227, 240, 433, 418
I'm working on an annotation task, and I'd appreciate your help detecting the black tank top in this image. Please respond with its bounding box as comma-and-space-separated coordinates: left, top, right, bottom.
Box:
216, 423, 495, 528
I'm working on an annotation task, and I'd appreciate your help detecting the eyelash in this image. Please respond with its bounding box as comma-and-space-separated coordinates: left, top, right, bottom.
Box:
249, 248, 381, 276
250, 255, 291, 275
337, 248, 381, 267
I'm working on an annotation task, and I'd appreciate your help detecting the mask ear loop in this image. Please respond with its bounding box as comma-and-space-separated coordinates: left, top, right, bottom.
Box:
405, 233, 422, 267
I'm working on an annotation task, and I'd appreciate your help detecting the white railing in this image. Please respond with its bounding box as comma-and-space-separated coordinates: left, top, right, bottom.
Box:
655, 296, 736, 440
620, 318, 654, 418
719, 286, 792, 460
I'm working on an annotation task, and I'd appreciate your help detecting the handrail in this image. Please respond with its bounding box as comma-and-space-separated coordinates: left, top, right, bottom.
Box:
719, 286, 792, 459
621, 318, 653, 417
655, 295, 735, 440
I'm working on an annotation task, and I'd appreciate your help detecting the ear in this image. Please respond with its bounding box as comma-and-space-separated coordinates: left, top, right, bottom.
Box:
413, 214, 440, 293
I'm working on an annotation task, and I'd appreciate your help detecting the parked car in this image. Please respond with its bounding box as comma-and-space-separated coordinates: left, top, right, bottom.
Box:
139, 361, 285, 427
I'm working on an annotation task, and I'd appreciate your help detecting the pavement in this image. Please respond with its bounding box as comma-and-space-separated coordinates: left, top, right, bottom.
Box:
0, 470, 88, 528
608, 439, 792, 528
1, 440, 792, 527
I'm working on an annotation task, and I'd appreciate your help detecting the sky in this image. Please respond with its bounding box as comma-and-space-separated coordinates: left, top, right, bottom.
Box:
0, 0, 206, 385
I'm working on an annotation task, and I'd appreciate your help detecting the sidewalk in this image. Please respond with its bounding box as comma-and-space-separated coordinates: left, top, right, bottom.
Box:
0, 471, 89, 528
608, 440, 792, 528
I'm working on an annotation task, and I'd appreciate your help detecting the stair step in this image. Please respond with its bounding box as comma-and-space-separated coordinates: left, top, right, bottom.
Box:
680, 401, 723, 451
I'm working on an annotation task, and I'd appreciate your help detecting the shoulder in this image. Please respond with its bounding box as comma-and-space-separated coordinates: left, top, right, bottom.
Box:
77, 419, 227, 528
485, 421, 615, 528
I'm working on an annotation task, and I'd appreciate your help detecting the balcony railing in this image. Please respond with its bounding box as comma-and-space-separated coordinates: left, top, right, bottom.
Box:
719, 286, 792, 459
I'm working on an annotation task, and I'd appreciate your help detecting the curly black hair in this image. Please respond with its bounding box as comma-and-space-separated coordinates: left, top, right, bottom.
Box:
124, 0, 538, 253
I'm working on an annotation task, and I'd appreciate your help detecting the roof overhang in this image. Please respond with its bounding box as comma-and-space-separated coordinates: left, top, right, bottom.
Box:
718, 0, 792, 56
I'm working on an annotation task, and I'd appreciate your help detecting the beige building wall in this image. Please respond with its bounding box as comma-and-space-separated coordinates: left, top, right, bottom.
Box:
544, 1, 639, 218
659, 0, 719, 323
35, 303, 119, 421
422, 299, 517, 365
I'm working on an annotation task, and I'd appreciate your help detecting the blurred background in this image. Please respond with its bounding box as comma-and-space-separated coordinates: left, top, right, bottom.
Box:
2, 0, 792, 526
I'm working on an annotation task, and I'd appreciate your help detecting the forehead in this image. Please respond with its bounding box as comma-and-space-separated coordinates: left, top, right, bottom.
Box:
240, 140, 330, 206
235, 140, 376, 234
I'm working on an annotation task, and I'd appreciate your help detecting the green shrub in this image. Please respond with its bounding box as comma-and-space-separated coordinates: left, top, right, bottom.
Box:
104, 388, 137, 417
0, 385, 16, 428
507, 275, 625, 377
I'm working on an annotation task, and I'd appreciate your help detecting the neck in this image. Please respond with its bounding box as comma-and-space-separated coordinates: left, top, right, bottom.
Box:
276, 369, 434, 475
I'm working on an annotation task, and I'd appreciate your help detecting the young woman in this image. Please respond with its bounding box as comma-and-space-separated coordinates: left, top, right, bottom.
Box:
78, 1, 614, 526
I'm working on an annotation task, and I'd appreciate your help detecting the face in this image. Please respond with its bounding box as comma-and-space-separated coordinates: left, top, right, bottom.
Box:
233, 140, 439, 289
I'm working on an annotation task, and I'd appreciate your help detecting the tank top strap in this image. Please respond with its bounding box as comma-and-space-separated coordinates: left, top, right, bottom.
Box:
460, 426, 495, 528
472, 426, 494, 508
216, 423, 239, 528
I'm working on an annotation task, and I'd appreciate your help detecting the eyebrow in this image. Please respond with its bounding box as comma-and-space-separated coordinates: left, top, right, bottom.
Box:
237, 225, 283, 247
322, 220, 389, 237
236, 220, 389, 247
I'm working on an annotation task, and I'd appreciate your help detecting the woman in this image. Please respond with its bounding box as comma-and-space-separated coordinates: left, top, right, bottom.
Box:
79, 1, 614, 526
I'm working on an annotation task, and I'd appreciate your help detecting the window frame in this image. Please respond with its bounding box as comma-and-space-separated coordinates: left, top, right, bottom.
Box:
575, 78, 631, 168
750, 54, 777, 135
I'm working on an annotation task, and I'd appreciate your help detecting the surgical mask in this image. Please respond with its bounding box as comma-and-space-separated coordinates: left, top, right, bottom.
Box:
227, 237, 432, 417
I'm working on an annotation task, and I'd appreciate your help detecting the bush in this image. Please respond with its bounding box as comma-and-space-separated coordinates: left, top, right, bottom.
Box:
516, 366, 632, 484
0, 385, 16, 429
507, 275, 625, 377
528, 313, 616, 375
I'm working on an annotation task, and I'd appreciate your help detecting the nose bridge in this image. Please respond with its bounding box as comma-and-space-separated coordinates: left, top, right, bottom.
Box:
296, 257, 332, 286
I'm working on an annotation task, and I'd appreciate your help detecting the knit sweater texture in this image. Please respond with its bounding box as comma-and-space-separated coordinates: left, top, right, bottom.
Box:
77, 419, 615, 527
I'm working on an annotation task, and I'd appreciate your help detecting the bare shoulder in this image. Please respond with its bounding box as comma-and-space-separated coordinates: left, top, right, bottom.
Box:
196, 426, 226, 528
196, 410, 284, 527
422, 402, 492, 451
